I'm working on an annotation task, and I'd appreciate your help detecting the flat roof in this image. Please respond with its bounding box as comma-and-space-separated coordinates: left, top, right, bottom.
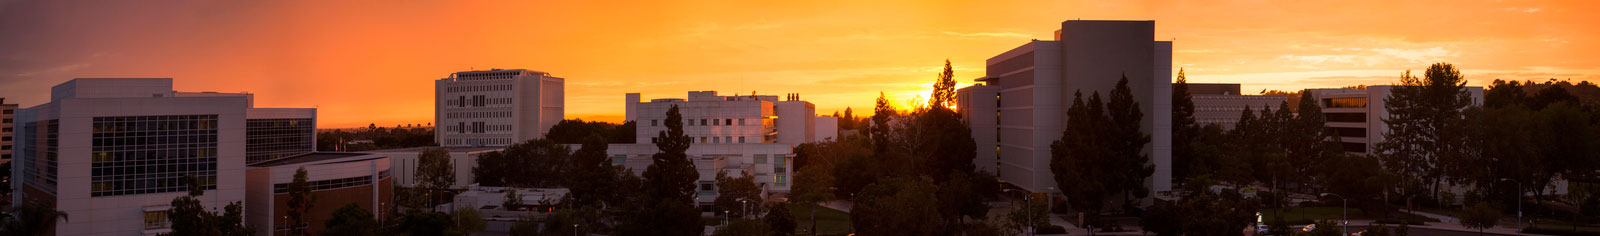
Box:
361, 146, 505, 153
248, 152, 377, 167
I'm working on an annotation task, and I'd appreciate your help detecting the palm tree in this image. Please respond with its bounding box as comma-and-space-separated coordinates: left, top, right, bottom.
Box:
1, 201, 70, 235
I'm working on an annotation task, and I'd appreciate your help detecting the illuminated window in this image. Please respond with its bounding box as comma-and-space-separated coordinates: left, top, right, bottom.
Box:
144, 211, 168, 229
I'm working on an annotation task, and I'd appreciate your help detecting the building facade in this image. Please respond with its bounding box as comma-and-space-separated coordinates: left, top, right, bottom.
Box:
615, 91, 835, 211
245, 152, 392, 236
1305, 85, 1484, 155
1187, 83, 1289, 130
12, 78, 317, 235
2, 99, 16, 163
435, 69, 564, 147
957, 20, 1174, 199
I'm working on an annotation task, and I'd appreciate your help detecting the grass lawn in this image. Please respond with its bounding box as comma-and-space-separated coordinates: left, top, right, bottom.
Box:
1262, 207, 1368, 225
1525, 218, 1600, 235
789, 203, 854, 236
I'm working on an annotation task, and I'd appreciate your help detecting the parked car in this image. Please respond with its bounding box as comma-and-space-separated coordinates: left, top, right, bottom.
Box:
1302, 224, 1316, 232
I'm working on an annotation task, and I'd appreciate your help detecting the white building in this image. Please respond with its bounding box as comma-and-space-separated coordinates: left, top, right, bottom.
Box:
1305, 85, 1484, 155
365, 146, 502, 189
614, 91, 835, 211
957, 20, 1174, 200
435, 69, 564, 147
12, 78, 316, 235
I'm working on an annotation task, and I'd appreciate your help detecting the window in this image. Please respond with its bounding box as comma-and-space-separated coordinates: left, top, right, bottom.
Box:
725, 119, 732, 126
754, 155, 767, 164
775, 175, 787, 187
2, 109, 10, 114
724, 136, 731, 143
774, 155, 786, 167
1, 136, 7, 141
1325, 113, 1366, 123
713, 119, 719, 125
738, 118, 745, 125
700, 137, 707, 143
612, 155, 626, 165
459, 96, 466, 107
701, 119, 707, 126
1323, 97, 1367, 108
700, 182, 715, 193
2, 118, 10, 124
713, 137, 720, 143
144, 211, 169, 229
90, 115, 219, 197
738, 137, 746, 143
652, 120, 658, 126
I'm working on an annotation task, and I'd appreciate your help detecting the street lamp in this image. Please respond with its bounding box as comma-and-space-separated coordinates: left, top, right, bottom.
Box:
724, 210, 731, 226
1500, 178, 1523, 233
1320, 193, 1346, 236
573, 224, 579, 236
738, 198, 749, 219
1006, 189, 1034, 236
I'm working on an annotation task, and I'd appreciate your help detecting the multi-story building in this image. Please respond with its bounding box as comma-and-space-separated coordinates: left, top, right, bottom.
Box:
365, 146, 502, 189
957, 20, 1174, 199
613, 91, 835, 211
1305, 85, 1484, 155
2, 98, 16, 163
12, 78, 317, 235
245, 152, 392, 235
1187, 83, 1288, 130
435, 69, 564, 147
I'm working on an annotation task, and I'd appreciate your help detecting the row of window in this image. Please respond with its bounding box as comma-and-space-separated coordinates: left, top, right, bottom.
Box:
444, 138, 513, 146
449, 122, 509, 134
273, 172, 389, 194
651, 118, 752, 127
446, 84, 513, 93
445, 111, 512, 119
452, 95, 513, 108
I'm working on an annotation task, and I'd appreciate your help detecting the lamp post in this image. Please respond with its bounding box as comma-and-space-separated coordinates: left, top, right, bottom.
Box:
1500, 178, 1523, 233
738, 198, 749, 219
1321, 193, 1346, 236
573, 224, 579, 236
1006, 189, 1034, 236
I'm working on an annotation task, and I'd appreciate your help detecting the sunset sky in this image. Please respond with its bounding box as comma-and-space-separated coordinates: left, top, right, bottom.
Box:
2, 0, 1597, 128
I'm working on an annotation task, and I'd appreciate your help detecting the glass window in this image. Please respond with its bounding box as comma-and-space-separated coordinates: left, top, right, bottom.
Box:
144, 211, 168, 229
701, 119, 707, 126
739, 119, 745, 125
652, 120, 658, 126
725, 119, 732, 126
774, 155, 786, 167
754, 155, 767, 164
713, 119, 719, 125
713, 137, 720, 143
700, 137, 707, 143
738, 137, 746, 143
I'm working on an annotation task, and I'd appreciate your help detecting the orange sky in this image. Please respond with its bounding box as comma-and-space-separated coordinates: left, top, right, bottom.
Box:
2, 0, 1597, 128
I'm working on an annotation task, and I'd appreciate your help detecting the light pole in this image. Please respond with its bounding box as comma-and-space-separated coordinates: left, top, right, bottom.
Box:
1500, 178, 1523, 233
738, 198, 748, 219
573, 224, 579, 236
1006, 189, 1034, 236
1321, 193, 1347, 236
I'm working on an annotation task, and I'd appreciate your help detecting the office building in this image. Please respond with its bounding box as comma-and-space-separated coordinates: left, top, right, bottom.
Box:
2, 98, 16, 163
245, 152, 391, 235
1187, 83, 1288, 130
365, 146, 501, 189
1305, 85, 1484, 155
614, 91, 835, 211
435, 69, 564, 147
957, 20, 1174, 199
11, 78, 317, 235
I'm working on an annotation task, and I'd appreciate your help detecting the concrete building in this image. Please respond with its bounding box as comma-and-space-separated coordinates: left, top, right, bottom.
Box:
3, 98, 16, 163
435, 69, 564, 147
11, 78, 316, 235
244, 152, 391, 235
957, 20, 1174, 199
1187, 83, 1288, 130
615, 91, 834, 211
365, 146, 502, 189
1305, 86, 1484, 155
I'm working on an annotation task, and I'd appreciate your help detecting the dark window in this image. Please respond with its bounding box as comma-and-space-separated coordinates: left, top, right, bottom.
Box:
90, 115, 219, 197
245, 118, 314, 164
1329, 127, 1367, 138
1325, 113, 1366, 123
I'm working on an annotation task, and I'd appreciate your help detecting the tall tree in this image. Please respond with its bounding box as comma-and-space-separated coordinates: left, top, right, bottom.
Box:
1052, 91, 1113, 224
1171, 68, 1200, 182
713, 171, 764, 218
474, 139, 571, 188
871, 92, 895, 157
566, 134, 621, 209
0, 201, 68, 236
624, 104, 702, 236
790, 164, 834, 235
164, 175, 252, 236
416, 148, 455, 211
1374, 63, 1475, 206
1105, 75, 1155, 208
287, 167, 316, 236
321, 203, 379, 236
930, 59, 958, 109
851, 176, 944, 236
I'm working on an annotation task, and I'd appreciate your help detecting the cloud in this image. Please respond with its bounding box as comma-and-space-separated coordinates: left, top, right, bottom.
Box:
1505, 7, 1541, 13
1371, 47, 1458, 64
940, 31, 1032, 38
